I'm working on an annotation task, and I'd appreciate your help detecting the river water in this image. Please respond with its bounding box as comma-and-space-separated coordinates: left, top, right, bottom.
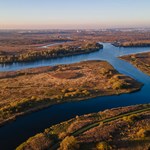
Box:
0, 43, 150, 150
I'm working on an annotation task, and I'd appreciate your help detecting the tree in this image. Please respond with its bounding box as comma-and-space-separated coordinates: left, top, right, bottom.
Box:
59, 136, 79, 150
96, 141, 112, 150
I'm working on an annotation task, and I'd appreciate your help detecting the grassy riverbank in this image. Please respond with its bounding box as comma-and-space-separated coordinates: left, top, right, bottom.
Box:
120, 52, 150, 76
113, 40, 150, 47
16, 104, 150, 150
0, 60, 142, 126
0, 41, 103, 63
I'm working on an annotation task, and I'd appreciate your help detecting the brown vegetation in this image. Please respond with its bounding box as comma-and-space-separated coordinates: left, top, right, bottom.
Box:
59, 136, 79, 150
16, 104, 150, 150
0, 60, 142, 126
120, 52, 150, 76
1, 29, 150, 63
0, 40, 103, 63
114, 40, 150, 47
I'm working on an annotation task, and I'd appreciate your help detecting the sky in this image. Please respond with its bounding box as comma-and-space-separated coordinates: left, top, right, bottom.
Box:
0, 0, 150, 29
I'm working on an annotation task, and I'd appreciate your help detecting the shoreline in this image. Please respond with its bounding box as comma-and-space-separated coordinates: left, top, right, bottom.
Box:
16, 104, 150, 150
0, 60, 142, 127
0, 85, 142, 127
0, 42, 103, 64
120, 52, 150, 76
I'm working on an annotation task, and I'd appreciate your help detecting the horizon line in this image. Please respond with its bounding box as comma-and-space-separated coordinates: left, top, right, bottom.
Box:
0, 27, 150, 30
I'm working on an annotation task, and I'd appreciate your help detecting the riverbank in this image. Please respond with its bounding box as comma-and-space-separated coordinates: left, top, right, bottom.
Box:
0, 60, 142, 126
120, 52, 150, 76
113, 40, 150, 47
16, 104, 150, 150
0, 42, 103, 64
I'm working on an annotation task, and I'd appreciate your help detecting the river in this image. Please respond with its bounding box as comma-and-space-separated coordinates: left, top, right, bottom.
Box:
0, 43, 150, 150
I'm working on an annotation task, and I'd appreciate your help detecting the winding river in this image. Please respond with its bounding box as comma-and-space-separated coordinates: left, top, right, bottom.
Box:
0, 43, 150, 150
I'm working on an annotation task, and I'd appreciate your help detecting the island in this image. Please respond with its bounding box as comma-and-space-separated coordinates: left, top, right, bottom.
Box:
0, 60, 142, 126
16, 104, 150, 150
0, 41, 103, 63
120, 52, 150, 76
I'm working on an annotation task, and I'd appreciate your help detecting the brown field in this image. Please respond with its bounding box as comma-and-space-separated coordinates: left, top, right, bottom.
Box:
0, 60, 142, 126
0, 30, 150, 63
120, 52, 150, 76
16, 104, 150, 150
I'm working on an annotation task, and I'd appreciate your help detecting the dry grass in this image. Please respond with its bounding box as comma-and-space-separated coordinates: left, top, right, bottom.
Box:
16, 104, 150, 150
118, 40, 150, 47
0, 60, 142, 126
120, 52, 150, 76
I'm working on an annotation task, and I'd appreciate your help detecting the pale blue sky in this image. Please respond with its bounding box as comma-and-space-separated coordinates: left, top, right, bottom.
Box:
0, 0, 150, 29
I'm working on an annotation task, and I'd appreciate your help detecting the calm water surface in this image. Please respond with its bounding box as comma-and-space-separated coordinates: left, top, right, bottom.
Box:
0, 43, 150, 150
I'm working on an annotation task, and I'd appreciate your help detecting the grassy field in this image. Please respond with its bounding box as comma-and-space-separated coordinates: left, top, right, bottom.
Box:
16, 104, 150, 150
120, 52, 150, 76
0, 60, 142, 126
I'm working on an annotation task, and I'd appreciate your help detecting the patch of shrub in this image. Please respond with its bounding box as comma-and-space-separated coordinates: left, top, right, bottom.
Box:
59, 136, 79, 150
112, 81, 124, 90
123, 114, 140, 123
96, 141, 112, 150
58, 132, 67, 139
16, 133, 54, 150
136, 129, 150, 138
